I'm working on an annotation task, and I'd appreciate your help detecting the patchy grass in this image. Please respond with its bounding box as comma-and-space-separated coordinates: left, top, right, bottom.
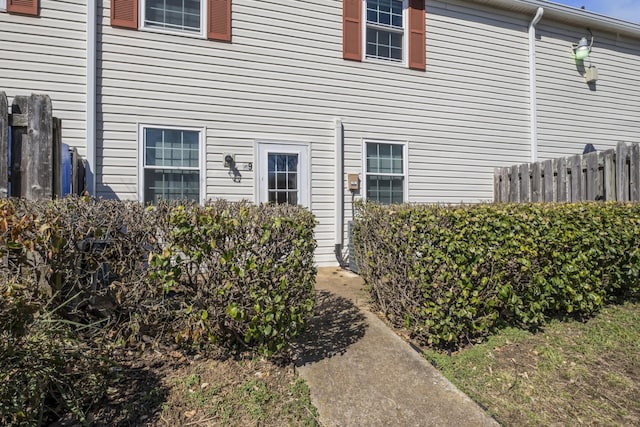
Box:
88, 352, 318, 426
424, 302, 640, 427
158, 357, 318, 427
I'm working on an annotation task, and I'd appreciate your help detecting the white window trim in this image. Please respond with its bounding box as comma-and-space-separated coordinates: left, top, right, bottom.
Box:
361, 0, 409, 67
255, 140, 311, 209
361, 139, 409, 203
139, 0, 207, 39
0, 0, 6, 12
137, 124, 207, 204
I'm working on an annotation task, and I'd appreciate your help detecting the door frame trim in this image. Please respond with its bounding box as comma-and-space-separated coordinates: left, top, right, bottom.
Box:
254, 140, 311, 208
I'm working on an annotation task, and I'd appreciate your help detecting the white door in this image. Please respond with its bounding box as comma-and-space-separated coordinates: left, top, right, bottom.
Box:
257, 142, 310, 208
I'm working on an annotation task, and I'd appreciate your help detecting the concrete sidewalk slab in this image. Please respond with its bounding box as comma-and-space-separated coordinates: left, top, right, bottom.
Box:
293, 268, 498, 427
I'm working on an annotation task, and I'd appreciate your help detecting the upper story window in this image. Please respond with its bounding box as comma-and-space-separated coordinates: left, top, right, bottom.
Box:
365, 0, 405, 63
111, 0, 231, 42
143, 0, 204, 35
342, 0, 425, 71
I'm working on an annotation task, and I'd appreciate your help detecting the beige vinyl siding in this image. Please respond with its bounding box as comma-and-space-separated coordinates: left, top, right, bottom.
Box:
98, 0, 533, 265
535, 20, 640, 159
97, 0, 640, 265
0, 0, 87, 153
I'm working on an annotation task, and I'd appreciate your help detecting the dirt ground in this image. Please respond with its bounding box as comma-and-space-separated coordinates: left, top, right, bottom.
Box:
314, 267, 368, 307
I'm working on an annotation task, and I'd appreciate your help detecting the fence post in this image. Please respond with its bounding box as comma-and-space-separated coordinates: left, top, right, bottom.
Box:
0, 92, 7, 198
616, 142, 629, 202
52, 117, 62, 198
10, 96, 28, 197
24, 94, 54, 200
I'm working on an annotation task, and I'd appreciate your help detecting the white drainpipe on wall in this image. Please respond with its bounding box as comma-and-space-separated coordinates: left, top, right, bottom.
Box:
86, 0, 97, 195
529, 7, 544, 163
334, 118, 347, 267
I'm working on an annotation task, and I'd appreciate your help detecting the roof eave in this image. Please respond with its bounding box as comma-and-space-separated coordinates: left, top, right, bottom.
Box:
467, 0, 640, 38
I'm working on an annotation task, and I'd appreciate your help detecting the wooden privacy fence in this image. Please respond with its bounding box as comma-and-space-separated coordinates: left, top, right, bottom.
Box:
0, 91, 85, 199
494, 142, 640, 203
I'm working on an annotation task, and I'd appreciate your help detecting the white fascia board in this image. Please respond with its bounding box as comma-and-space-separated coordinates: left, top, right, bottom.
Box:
467, 0, 640, 38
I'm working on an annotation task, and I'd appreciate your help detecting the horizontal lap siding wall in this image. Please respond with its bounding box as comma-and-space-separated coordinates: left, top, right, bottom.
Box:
389, 0, 530, 205
0, 0, 87, 153
98, 0, 529, 265
536, 21, 640, 160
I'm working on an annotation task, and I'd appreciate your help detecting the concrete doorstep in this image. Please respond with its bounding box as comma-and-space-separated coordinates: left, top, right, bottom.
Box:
292, 269, 498, 427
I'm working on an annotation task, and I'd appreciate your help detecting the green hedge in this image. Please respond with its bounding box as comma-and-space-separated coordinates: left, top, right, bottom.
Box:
150, 201, 317, 355
0, 198, 317, 425
353, 202, 640, 349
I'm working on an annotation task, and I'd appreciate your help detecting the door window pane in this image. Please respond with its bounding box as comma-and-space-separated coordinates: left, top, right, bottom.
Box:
267, 153, 299, 205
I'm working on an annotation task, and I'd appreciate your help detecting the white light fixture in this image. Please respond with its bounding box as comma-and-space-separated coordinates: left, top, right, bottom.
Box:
573, 34, 593, 60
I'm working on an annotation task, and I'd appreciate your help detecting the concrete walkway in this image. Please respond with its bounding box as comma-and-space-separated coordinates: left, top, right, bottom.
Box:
293, 268, 499, 427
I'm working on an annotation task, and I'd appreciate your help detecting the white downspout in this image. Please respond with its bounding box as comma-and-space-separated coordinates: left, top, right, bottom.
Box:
86, 0, 97, 195
529, 7, 544, 163
334, 118, 347, 267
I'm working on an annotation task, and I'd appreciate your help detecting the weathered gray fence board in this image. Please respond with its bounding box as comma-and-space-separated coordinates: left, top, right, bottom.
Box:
616, 142, 629, 202
543, 159, 554, 202
557, 158, 567, 202
631, 144, 640, 202
603, 149, 615, 201
569, 154, 582, 202
26, 94, 54, 200
495, 142, 640, 203
519, 163, 530, 202
585, 152, 598, 201
0, 92, 7, 198
531, 162, 542, 202
496, 168, 509, 202
1, 92, 66, 200
509, 164, 519, 202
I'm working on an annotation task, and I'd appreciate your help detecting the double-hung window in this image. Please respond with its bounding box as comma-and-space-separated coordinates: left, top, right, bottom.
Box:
139, 125, 204, 204
342, 0, 425, 71
143, 0, 204, 35
364, 141, 406, 204
365, 0, 406, 63
111, 0, 231, 42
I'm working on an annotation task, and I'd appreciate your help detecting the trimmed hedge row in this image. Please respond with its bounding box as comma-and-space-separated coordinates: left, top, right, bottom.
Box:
0, 198, 317, 425
353, 202, 640, 349
151, 201, 317, 355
